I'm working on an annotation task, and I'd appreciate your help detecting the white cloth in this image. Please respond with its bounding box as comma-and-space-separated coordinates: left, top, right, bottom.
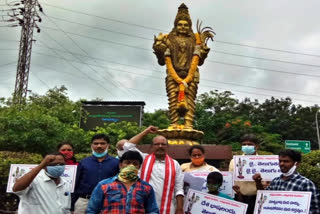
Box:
123, 142, 148, 159
74, 197, 89, 214
14, 170, 71, 214
147, 159, 184, 214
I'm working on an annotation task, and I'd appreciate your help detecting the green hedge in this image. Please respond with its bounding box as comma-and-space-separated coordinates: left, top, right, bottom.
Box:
0, 151, 43, 212
298, 150, 320, 188
0, 151, 43, 185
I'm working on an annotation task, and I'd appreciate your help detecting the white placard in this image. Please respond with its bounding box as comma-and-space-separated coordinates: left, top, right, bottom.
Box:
184, 171, 234, 198
7, 164, 77, 193
254, 190, 312, 214
233, 155, 281, 181
184, 189, 247, 214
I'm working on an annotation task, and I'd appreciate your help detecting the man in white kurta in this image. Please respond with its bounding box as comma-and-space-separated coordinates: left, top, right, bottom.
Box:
144, 156, 184, 214
140, 136, 184, 214
119, 131, 184, 214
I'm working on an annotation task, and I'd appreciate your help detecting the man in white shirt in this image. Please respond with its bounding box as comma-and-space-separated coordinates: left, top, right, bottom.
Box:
140, 135, 184, 214
13, 153, 71, 214
117, 127, 184, 214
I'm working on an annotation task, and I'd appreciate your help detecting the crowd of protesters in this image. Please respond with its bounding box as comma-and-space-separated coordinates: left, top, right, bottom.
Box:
12, 126, 320, 214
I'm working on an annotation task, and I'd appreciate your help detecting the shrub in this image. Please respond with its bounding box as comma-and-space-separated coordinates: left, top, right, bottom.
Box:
0, 151, 42, 212
298, 150, 320, 188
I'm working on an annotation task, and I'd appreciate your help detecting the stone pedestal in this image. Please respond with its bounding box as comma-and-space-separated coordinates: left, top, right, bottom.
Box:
157, 128, 204, 145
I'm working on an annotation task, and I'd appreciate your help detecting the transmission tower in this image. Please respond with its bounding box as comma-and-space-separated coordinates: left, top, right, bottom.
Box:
0, 0, 42, 104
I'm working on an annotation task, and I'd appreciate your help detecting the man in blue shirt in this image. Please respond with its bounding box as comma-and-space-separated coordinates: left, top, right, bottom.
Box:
87, 151, 159, 214
71, 134, 119, 213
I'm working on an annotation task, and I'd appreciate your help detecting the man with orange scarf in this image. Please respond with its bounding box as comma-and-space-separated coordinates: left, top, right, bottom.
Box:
140, 135, 184, 214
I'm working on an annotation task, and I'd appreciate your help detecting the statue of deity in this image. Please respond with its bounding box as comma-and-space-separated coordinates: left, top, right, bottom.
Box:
153, 3, 214, 130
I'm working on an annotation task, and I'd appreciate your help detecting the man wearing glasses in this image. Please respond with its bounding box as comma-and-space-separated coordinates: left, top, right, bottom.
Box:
71, 134, 119, 214
13, 153, 71, 214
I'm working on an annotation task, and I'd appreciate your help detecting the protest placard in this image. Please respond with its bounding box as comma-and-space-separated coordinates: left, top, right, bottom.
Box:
184, 189, 247, 214
184, 171, 234, 199
7, 164, 77, 192
233, 155, 281, 181
254, 190, 311, 214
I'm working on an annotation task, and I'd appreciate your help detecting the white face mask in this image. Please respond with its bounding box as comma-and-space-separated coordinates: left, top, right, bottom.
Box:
282, 162, 297, 177
117, 150, 125, 158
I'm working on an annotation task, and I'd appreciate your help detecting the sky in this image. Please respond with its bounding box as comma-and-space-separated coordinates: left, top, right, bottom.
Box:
1, 0, 320, 112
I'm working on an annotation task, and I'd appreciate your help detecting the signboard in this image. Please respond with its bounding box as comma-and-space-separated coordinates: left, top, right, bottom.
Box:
183, 171, 234, 198
184, 189, 247, 214
7, 164, 77, 193
285, 140, 311, 154
254, 190, 311, 214
233, 155, 281, 181
80, 101, 145, 130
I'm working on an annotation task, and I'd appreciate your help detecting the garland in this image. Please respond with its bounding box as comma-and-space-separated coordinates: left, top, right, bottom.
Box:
165, 33, 201, 109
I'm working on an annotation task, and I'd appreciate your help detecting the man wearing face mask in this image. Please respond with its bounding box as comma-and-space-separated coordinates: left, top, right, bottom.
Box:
13, 153, 71, 214
86, 151, 159, 214
253, 149, 320, 214
228, 134, 259, 214
71, 134, 119, 214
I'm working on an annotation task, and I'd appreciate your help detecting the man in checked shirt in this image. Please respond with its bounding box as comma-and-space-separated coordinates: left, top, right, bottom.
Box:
86, 150, 159, 214
253, 149, 320, 214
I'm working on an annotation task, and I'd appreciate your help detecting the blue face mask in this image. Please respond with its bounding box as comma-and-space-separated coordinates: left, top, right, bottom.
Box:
92, 148, 108, 158
46, 165, 65, 178
242, 145, 255, 155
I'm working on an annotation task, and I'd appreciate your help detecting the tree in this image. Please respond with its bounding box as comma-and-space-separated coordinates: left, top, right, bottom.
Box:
143, 109, 170, 129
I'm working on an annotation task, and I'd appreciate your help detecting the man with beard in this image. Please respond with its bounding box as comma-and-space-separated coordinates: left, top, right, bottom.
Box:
253, 149, 320, 214
140, 135, 184, 214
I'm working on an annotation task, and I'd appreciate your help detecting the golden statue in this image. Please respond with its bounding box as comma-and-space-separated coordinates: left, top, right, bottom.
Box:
153, 3, 214, 144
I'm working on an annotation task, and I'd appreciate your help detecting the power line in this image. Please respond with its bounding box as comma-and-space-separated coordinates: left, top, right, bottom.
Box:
40, 2, 164, 32
215, 41, 320, 58
0, 48, 19, 51
41, 15, 136, 98
0, 61, 16, 68
31, 51, 320, 101
41, 26, 150, 51
43, 16, 320, 68
207, 60, 320, 78
34, 44, 163, 73
40, 2, 320, 58
201, 85, 320, 104
40, 26, 320, 79
34, 34, 115, 98
214, 50, 320, 68
202, 79, 320, 98
30, 70, 50, 89
46, 15, 152, 41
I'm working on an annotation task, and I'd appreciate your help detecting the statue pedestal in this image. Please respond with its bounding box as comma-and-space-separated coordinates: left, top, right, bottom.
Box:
157, 128, 204, 145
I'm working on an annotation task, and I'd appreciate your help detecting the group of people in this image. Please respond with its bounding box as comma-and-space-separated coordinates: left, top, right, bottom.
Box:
12, 126, 320, 214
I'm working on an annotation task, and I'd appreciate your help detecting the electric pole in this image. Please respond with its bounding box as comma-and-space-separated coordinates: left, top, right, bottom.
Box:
0, 0, 42, 104
14, 0, 42, 104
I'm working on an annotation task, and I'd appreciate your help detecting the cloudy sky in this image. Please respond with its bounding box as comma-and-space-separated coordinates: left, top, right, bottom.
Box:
1, 0, 320, 112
